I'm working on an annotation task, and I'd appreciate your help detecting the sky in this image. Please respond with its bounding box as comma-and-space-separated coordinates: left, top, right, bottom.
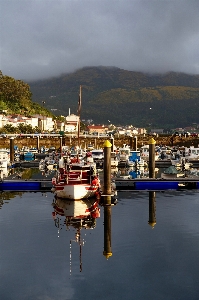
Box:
1, 0, 199, 81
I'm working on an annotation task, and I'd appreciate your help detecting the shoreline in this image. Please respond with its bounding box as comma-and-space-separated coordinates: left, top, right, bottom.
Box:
0, 134, 198, 150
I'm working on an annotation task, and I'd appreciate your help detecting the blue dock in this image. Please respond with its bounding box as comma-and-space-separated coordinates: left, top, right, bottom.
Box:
0, 179, 52, 192
115, 178, 199, 191
0, 177, 199, 193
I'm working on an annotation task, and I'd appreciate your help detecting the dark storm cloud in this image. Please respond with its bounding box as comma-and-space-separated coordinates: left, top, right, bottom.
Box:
0, 0, 199, 80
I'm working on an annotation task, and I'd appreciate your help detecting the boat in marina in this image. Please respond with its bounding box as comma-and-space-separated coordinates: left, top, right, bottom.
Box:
111, 152, 119, 168
128, 150, 146, 167
185, 146, 199, 161
91, 149, 104, 162
161, 165, 185, 179
52, 161, 100, 199
0, 148, 10, 168
52, 86, 101, 200
140, 145, 160, 161
117, 144, 131, 167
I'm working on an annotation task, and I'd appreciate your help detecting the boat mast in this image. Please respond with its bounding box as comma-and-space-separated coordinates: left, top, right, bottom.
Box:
78, 85, 82, 149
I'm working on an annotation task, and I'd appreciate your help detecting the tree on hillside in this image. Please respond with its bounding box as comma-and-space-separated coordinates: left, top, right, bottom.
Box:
0, 70, 54, 117
17, 123, 34, 134
2, 124, 16, 133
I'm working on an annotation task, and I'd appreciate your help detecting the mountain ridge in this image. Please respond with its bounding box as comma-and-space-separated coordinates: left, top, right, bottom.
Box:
28, 66, 199, 129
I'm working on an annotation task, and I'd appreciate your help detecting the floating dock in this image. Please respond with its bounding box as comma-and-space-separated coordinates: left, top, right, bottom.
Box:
13, 161, 40, 168
0, 179, 52, 192
114, 178, 199, 191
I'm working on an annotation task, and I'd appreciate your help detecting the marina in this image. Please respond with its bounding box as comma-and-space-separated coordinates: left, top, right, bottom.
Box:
1, 135, 199, 300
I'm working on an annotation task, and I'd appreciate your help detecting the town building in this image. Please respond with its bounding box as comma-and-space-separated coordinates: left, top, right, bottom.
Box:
87, 125, 108, 134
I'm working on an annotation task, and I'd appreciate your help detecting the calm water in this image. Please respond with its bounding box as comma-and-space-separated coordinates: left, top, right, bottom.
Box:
1, 184, 199, 299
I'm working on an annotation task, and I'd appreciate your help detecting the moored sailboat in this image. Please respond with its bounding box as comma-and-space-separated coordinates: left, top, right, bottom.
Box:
52, 86, 101, 200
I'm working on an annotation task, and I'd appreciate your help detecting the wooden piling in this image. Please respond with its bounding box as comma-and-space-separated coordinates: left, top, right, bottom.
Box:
10, 137, 15, 163
110, 137, 114, 152
103, 195, 112, 259
103, 140, 112, 196
149, 138, 156, 178
129, 136, 133, 150
60, 136, 62, 153
36, 136, 40, 151
148, 191, 156, 228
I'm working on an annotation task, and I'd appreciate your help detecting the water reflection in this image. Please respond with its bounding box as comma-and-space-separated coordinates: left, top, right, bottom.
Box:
148, 191, 156, 228
51, 197, 101, 272
102, 195, 112, 259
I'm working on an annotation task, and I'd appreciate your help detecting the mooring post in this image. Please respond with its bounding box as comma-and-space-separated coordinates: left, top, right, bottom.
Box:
149, 138, 156, 178
103, 140, 112, 196
10, 137, 15, 163
60, 136, 62, 154
36, 136, 40, 151
134, 136, 137, 151
103, 140, 112, 258
103, 197, 112, 259
110, 136, 114, 152
148, 191, 156, 228
129, 136, 133, 150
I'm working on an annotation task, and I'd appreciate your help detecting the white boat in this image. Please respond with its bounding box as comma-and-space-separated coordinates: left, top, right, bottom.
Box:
0, 148, 10, 168
52, 86, 100, 200
171, 157, 192, 170
111, 152, 119, 168
29, 147, 38, 154
140, 145, 160, 161
185, 146, 199, 161
46, 159, 57, 170
52, 162, 100, 200
91, 149, 104, 161
118, 144, 131, 164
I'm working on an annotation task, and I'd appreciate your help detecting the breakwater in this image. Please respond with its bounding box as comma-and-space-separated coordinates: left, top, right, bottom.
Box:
0, 134, 198, 149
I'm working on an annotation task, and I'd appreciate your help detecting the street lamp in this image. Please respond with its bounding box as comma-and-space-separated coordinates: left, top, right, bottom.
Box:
42, 101, 45, 132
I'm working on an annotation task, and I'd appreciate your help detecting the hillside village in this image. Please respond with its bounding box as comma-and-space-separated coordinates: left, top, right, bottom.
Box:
0, 111, 146, 135
0, 111, 198, 137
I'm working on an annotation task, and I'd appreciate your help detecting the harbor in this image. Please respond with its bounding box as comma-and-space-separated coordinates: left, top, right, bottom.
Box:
0, 133, 199, 195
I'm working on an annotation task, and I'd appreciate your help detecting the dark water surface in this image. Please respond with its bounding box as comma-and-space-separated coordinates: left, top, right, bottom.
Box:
1, 189, 199, 300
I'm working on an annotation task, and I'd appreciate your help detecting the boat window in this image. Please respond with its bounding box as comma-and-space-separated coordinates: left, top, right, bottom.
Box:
92, 151, 103, 155
120, 150, 130, 155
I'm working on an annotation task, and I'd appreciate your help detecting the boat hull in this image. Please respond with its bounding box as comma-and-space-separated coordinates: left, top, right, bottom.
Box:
54, 183, 99, 200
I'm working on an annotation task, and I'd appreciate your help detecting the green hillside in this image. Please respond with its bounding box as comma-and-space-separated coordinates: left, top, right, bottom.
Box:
28, 67, 199, 128
0, 71, 53, 117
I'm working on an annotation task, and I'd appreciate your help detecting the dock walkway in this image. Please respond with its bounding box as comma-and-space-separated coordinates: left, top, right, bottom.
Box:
114, 177, 199, 191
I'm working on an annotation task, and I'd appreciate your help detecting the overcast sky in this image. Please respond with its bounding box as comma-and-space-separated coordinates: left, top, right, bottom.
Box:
1, 0, 199, 81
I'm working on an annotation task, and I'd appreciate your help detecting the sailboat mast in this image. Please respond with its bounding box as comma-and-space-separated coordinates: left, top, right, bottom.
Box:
78, 85, 82, 148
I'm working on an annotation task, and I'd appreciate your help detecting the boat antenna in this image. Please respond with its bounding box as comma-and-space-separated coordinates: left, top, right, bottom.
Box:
78, 228, 83, 272
69, 226, 84, 275
78, 85, 82, 150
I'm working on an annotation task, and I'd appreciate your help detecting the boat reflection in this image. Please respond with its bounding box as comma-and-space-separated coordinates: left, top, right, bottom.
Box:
52, 196, 100, 272
115, 166, 150, 179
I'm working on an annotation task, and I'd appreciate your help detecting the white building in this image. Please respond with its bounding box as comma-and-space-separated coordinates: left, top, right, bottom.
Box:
66, 114, 79, 130
65, 124, 76, 132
